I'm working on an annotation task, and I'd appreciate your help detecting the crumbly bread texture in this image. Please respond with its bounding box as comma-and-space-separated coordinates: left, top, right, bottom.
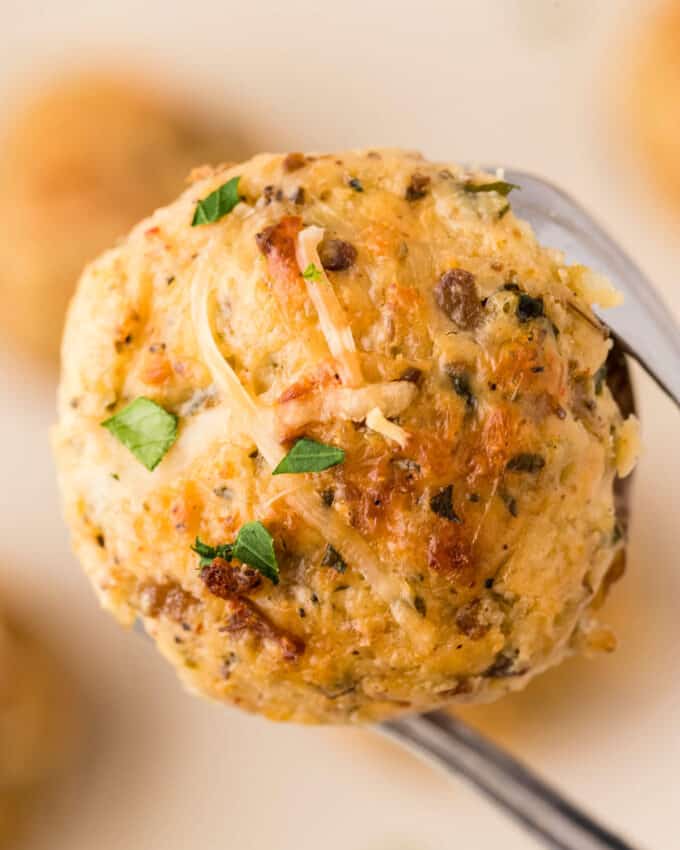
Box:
53, 150, 638, 723
0, 71, 227, 362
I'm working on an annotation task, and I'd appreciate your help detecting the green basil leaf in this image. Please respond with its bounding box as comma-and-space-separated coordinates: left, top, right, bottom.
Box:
232, 521, 279, 584
302, 263, 323, 282
101, 397, 178, 471
191, 176, 241, 226
191, 537, 233, 568
464, 180, 519, 197
272, 438, 345, 474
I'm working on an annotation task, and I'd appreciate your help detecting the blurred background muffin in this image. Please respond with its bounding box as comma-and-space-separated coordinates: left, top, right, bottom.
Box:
0, 605, 76, 847
0, 70, 230, 364
626, 1, 680, 212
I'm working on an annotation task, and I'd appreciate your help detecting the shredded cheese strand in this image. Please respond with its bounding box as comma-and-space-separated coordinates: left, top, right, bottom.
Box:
190, 239, 429, 644
191, 239, 283, 467
296, 226, 363, 387
276, 381, 416, 435
365, 407, 409, 448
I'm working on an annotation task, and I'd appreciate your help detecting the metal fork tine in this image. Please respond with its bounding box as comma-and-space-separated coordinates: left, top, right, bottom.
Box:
475, 166, 680, 409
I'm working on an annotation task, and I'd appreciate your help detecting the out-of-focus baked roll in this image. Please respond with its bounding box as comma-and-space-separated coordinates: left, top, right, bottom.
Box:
628, 2, 680, 209
0, 609, 74, 845
0, 70, 229, 363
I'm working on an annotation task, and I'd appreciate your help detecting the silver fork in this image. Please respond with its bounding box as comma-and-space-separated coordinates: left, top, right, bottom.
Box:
487, 167, 680, 408
380, 168, 680, 850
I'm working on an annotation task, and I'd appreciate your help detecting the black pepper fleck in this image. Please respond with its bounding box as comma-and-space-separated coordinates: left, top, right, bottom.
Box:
405, 173, 430, 201
506, 453, 546, 473
399, 366, 423, 385
322, 544, 347, 573
501, 491, 519, 517
516, 294, 545, 323
430, 485, 462, 523
445, 365, 475, 409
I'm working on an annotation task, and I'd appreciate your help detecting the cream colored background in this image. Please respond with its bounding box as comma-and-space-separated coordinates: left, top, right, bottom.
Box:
1, 1, 678, 848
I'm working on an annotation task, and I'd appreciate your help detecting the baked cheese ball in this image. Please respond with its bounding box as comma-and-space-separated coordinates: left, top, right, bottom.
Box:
0, 610, 72, 844
627, 1, 680, 211
0, 70, 227, 363
53, 150, 638, 723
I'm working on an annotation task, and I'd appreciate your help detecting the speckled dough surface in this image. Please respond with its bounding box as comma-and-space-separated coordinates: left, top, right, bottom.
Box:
53, 150, 638, 723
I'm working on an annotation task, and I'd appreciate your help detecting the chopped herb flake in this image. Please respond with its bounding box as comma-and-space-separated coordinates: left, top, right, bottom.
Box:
501, 491, 519, 517
506, 453, 546, 473
321, 544, 347, 573
192, 538, 234, 568
445, 366, 475, 408
594, 364, 608, 395
464, 180, 519, 197
101, 397, 178, 471
498, 203, 511, 219
430, 485, 462, 522
516, 293, 545, 323
273, 438, 345, 474
191, 177, 241, 226
192, 521, 279, 584
302, 263, 323, 282
348, 177, 364, 192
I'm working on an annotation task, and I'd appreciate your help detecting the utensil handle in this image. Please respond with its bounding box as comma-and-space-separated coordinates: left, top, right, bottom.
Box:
380, 711, 643, 850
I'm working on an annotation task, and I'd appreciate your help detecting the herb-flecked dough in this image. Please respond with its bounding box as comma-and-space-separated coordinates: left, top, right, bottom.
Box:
53, 150, 639, 723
